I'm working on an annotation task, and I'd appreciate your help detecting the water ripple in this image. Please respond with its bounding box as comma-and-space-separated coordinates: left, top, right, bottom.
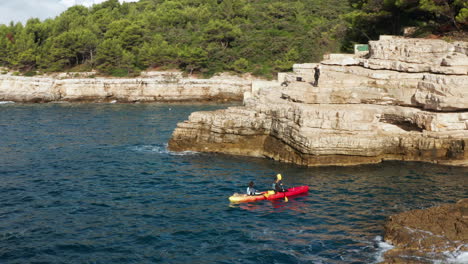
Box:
0, 103, 466, 264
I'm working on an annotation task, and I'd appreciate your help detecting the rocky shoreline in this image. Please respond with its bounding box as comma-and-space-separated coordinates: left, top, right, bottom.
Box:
380, 199, 468, 263
169, 36, 468, 167
0, 71, 254, 103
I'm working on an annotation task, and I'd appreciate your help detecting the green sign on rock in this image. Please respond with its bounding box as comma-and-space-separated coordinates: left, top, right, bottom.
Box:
356, 44, 369, 52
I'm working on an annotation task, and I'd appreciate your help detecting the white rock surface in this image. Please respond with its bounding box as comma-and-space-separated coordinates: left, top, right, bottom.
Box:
0, 72, 254, 102
169, 37, 468, 167
362, 37, 468, 74
414, 74, 468, 111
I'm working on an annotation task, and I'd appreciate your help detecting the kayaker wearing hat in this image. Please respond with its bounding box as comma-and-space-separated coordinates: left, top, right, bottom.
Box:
272, 174, 286, 193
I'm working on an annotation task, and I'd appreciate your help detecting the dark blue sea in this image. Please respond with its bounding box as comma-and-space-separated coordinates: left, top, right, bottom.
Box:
0, 103, 467, 264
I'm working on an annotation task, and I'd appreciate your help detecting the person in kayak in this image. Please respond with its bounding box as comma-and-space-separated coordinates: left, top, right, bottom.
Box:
272, 174, 286, 193
246, 181, 261, 195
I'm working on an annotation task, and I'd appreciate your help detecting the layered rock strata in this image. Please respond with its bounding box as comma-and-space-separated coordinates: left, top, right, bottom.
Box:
0, 72, 253, 102
169, 36, 468, 167
380, 199, 468, 263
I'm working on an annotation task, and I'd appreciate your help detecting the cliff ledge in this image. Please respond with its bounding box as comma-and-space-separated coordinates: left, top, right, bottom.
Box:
169, 36, 468, 167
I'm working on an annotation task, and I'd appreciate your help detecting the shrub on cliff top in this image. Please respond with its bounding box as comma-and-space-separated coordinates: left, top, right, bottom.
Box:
23, 71, 37, 77
0, 0, 463, 77
0, 0, 353, 77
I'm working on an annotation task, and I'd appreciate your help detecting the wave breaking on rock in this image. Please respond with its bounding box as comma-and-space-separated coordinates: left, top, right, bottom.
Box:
380, 199, 468, 263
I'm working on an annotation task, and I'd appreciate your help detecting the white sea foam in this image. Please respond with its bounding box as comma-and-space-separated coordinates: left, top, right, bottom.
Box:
0, 101, 14, 104
444, 250, 468, 263
373, 236, 394, 263
130, 145, 164, 153
373, 235, 467, 264
130, 144, 198, 156
169, 150, 199, 156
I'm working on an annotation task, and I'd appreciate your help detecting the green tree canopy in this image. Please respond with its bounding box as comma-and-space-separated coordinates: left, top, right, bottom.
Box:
0, 0, 463, 77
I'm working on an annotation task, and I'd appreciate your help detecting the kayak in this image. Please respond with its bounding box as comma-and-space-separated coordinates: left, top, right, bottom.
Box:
228, 185, 309, 203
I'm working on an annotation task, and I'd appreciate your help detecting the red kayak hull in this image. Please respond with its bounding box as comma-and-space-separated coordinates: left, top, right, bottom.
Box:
229, 185, 309, 203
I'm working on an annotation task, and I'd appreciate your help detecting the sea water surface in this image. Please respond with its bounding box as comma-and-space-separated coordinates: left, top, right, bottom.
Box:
0, 103, 467, 264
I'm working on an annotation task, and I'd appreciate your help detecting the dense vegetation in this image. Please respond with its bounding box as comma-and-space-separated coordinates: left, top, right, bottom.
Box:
345, 0, 468, 46
0, 0, 466, 78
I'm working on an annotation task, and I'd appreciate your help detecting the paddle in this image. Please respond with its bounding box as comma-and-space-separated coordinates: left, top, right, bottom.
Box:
262, 190, 273, 198
263, 190, 287, 202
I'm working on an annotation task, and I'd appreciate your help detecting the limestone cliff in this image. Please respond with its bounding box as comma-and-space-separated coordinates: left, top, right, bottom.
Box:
169, 36, 468, 167
0, 72, 253, 102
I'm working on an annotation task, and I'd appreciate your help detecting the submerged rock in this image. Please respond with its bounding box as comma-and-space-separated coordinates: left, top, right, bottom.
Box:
380, 199, 468, 263
169, 36, 468, 167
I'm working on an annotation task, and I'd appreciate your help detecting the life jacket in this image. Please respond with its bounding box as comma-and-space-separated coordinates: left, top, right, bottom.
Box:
273, 180, 285, 192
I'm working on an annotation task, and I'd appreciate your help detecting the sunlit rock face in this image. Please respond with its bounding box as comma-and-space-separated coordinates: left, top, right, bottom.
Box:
380, 199, 468, 264
0, 72, 253, 102
169, 36, 468, 167
363, 36, 468, 75
0, 76, 58, 102
414, 74, 468, 111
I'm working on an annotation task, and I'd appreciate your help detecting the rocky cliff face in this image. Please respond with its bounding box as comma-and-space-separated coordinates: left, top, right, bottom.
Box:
0, 72, 253, 102
380, 199, 468, 263
169, 36, 468, 167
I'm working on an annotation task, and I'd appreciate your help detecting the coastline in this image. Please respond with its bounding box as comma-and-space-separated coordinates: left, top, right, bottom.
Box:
0, 71, 256, 103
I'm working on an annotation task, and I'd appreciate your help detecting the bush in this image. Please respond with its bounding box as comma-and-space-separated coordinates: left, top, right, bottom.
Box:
110, 69, 129, 77
232, 58, 250, 73
252, 64, 274, 79
23, 71, 38, 77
